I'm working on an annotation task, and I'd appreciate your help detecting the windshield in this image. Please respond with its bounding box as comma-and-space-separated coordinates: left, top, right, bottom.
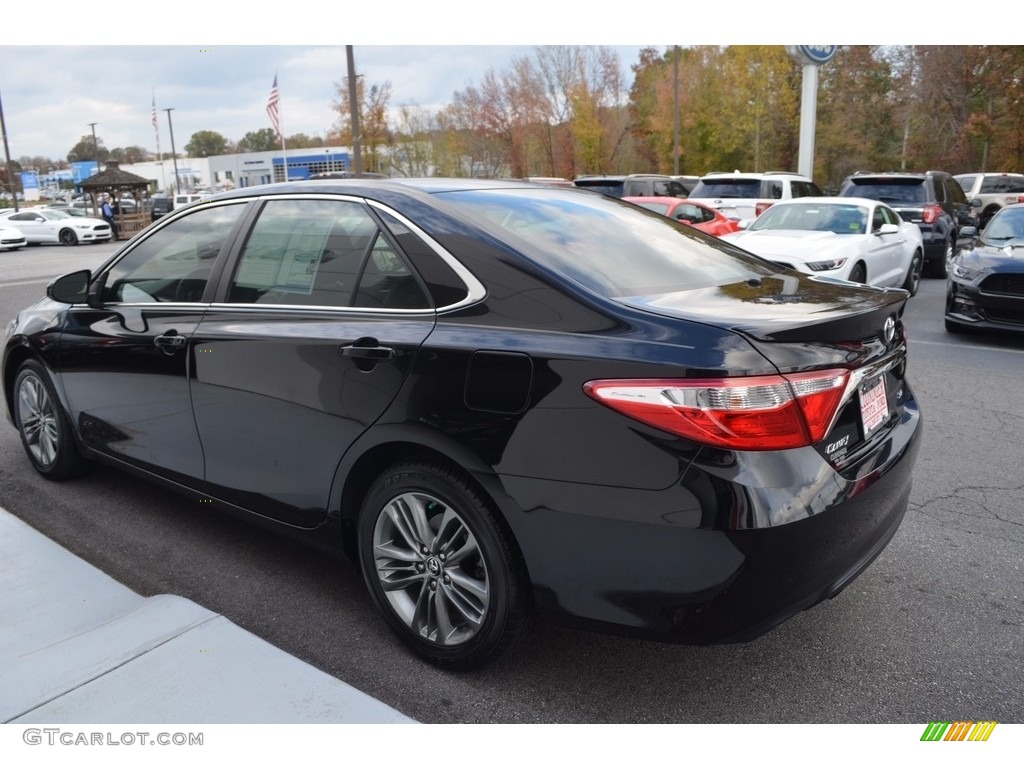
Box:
751, 202, 868, 234
982, 208, 1024, 244
439, 188, 773, 297
42, 209, 71, 220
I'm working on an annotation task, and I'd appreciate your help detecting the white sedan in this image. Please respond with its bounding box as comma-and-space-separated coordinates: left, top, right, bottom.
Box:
0, 208, 112, 246
0, 222, 27, 251
721, 197, 924, 295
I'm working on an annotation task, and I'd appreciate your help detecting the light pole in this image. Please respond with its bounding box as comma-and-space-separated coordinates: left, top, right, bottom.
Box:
346, 45, 362, 176
164, 108, 180, 196
88, 122, 99, 162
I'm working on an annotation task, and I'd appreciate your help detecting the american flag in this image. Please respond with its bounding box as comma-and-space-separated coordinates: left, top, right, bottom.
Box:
267, 75, 281, 138
151, 91, 161, 157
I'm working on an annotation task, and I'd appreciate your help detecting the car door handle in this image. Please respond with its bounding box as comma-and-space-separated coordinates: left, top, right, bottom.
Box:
339, 342, 396, 361
154, 332, 188, 353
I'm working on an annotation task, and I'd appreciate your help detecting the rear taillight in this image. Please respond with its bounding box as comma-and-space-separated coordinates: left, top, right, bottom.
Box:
922, 204, 943, 224
755, 201, 774, 217
584, 369, 850, 451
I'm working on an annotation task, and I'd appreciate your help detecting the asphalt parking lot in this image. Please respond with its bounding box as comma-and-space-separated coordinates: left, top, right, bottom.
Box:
0, 241, 1021, 725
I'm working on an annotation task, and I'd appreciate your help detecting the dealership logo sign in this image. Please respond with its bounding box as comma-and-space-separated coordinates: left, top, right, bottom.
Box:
920, 721, 997, 742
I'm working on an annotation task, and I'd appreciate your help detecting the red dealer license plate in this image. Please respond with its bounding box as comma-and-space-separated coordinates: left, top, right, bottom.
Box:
859, 375, 889, 436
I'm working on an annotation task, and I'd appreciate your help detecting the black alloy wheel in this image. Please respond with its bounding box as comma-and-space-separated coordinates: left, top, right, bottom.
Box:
902, 251, 922, 296
358, 459, 531, 670
12, 360, 86, 479
58, 228, 78, 246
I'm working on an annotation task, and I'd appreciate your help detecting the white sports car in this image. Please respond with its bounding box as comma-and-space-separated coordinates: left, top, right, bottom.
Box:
0, 222, 27, 251
0, 208, 112, 246
721, 196, 924, 295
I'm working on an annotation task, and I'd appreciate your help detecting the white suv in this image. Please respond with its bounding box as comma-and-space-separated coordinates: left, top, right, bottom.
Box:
687, 171, 824, 225
953, 172, 1024, 229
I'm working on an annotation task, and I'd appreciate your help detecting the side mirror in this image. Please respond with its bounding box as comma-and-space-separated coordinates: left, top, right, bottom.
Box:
960, 225, 978, 239
970, 197, 983, 209
876, 223, 900, 235
46, 270, 91, 304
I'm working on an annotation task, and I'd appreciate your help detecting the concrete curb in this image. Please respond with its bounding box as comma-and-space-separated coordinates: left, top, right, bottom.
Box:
0, 508, 415, 724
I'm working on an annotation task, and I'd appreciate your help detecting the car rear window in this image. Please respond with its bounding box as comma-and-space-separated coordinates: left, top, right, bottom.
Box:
843, 178, 927, 204
439, 188, 771, 298
573, 179, 626, 197
688, 178, 763, 198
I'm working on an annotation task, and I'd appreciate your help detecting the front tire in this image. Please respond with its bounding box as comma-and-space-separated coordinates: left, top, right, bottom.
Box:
848, 262, 867, 284
12, 360, 85, 479
58, 228, 78, 246
358, 458, 531, 670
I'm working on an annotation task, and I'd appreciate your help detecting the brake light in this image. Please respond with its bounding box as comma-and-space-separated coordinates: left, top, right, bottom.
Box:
922, 204, 943, 224
584, 369, 850, 451
755, 201, 774, 217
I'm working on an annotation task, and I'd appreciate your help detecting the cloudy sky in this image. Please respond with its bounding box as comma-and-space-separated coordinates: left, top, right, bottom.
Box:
2, 5, 961, 164
0, 44, 646, 162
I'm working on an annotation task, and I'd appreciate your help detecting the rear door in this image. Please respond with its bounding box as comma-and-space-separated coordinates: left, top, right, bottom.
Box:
190, 196, 437, 526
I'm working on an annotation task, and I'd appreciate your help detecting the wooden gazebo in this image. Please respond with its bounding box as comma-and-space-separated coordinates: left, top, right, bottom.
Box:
80, 161, 151, 240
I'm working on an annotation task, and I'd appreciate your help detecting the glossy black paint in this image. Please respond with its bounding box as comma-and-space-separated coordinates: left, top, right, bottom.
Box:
3, 179, 923, 644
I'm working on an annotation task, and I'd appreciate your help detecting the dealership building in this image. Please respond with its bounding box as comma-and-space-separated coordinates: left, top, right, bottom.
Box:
118, 146, 354, 193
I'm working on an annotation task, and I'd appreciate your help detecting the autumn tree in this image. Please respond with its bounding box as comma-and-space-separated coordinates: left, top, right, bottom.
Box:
331, 80, 394, 174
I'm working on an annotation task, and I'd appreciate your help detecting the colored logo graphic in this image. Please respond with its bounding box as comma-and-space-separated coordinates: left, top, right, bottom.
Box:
921, 721, 997, 742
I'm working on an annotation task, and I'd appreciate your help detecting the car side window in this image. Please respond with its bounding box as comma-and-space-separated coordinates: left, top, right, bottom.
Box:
946, 179, 967, 204
872, 207, 887, 232
227, 198, 430, 310
102, 203, 245, 304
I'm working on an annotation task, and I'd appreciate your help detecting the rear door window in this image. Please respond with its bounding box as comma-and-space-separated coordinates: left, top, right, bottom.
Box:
227, 198, 430, 310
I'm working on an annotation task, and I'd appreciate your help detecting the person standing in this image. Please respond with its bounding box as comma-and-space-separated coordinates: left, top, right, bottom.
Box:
101, 195, 119, 239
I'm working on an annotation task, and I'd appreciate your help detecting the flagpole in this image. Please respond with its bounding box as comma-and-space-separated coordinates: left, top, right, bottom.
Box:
152, 88, 166, 191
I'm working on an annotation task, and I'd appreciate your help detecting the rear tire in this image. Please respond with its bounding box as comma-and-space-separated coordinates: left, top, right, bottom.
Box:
12, 360, 86, 479
928, 236, 953, 279
902, 251, 922, 296
358, 458, 531, 670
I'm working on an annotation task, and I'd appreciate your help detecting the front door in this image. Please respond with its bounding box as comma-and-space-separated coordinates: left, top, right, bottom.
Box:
58, 202, 248, 481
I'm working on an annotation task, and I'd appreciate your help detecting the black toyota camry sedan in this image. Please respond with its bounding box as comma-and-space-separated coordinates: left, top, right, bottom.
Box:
945, 202, 1024, 334
3, 179, 922, 669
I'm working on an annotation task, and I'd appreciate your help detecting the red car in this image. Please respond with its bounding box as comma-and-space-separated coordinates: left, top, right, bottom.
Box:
624, 196, 742, 237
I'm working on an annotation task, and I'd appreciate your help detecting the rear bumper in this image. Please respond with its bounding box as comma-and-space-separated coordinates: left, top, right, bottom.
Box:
499, 385, 922, 643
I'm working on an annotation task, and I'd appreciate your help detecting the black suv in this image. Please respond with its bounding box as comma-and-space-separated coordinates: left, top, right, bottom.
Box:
573, 174, 688, 198
839, 171, 977, 278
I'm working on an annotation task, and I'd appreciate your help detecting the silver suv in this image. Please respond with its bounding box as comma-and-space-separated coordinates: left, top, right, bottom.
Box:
686, 171, 824, 225
954, 172, 1024, 229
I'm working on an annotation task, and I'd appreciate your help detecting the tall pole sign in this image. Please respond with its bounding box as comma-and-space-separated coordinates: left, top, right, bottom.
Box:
786, 46, 837, 182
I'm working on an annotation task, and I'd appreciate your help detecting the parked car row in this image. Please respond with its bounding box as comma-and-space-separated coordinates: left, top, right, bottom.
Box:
571, 167, 1023, 339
